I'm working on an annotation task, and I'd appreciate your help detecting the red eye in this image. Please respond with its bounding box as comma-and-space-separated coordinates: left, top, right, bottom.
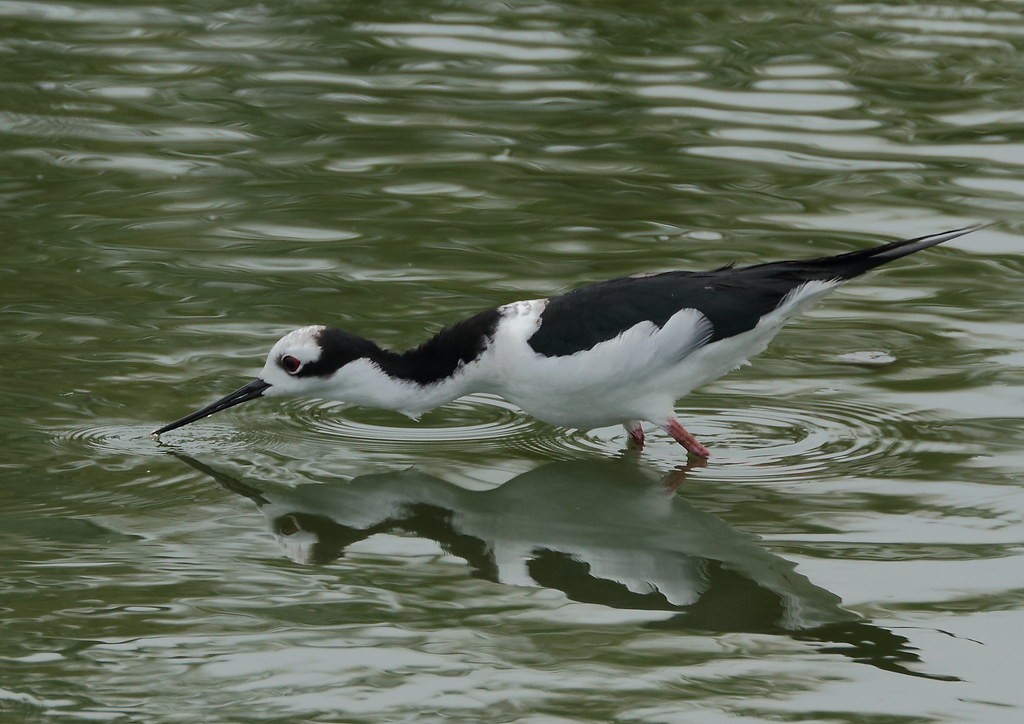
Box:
281, 355, 301, 374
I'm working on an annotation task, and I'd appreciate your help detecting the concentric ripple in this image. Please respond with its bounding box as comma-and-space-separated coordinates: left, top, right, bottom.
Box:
271, 393, 608, 459
49, 422, 264, 460
48, 395, 620, 468
51, 392, 933, 476
672, 395, 932, 483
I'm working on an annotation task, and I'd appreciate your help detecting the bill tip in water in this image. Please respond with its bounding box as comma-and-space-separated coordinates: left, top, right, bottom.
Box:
150, 431, 161, 440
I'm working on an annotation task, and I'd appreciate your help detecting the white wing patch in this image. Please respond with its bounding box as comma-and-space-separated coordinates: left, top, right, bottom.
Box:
549, 307, 712, 379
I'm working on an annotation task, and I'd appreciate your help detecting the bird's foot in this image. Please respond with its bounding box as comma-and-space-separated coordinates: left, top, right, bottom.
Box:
624, 420, 645, 449
663, 418, 710, 459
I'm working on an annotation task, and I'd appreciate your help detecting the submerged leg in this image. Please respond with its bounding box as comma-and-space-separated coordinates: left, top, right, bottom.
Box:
662, 418, 710, 459
624, 420, 645, 448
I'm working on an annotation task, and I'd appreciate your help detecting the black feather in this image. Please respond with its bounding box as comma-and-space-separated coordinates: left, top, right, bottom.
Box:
297, 328, 381, 378
376, 308, 501, 385
528, 226, 978, 357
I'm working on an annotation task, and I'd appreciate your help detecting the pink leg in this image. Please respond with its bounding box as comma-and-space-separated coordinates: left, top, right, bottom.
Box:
663, 418, 710, 459
624, 420, 645, 448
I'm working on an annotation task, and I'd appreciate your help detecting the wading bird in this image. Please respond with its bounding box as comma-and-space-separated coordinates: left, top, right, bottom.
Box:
153, 226, 980, 457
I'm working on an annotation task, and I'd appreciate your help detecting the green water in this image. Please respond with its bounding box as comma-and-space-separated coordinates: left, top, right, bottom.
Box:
3, 0, 1024, 720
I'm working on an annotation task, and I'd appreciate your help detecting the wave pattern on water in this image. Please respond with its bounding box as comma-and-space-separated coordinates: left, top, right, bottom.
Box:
6, 0, 1024, 721
681, 398, 933, 483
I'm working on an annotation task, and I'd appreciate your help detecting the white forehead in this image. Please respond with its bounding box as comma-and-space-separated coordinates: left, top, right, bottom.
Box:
268, 325, 326, 363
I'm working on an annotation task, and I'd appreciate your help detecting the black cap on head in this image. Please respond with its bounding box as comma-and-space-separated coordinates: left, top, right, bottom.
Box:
295, 327, 381, 378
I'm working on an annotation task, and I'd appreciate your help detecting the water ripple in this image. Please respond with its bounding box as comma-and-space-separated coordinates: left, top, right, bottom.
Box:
636, 84, 859, 113
51, 394, 613, 465
6, 0, 1024, 721
275, 394, 608, 458
50, 422, 248, 459
680, 396, 929, 483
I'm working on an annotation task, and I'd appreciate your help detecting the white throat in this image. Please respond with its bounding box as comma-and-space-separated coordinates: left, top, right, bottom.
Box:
320, 357, 485, 417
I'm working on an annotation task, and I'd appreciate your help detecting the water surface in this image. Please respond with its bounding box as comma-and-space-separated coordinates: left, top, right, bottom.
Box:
3, 0, 1024, 720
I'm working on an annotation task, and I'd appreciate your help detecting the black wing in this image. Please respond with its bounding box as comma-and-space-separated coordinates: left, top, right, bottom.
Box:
528, 267, 806, 357
528, 225, 979, 358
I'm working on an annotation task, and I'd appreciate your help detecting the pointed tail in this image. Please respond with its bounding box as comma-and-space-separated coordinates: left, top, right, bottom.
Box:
809, 224, 986, 280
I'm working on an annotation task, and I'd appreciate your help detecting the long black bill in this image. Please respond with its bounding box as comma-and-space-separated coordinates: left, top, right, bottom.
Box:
152, 379, 271, 437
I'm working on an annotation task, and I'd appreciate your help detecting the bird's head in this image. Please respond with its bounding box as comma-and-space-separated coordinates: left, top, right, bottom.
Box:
152, 325, 381, 437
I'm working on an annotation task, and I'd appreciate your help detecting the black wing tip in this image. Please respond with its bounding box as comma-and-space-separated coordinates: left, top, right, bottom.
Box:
882, 221, 989, 252
807, 222, 989, 281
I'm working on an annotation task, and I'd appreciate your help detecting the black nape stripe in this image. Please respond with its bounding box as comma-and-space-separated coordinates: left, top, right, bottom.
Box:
377, 307, 501, 385
296, 328, 382, 378
297, 308, 501, 385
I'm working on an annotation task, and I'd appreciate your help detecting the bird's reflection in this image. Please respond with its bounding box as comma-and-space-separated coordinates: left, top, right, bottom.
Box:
173, 453, 955, 681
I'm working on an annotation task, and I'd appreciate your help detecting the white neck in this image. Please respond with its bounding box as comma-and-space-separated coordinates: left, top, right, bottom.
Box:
322, 357, 483, 416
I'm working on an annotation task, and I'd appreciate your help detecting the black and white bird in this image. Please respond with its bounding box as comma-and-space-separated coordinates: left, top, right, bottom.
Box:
153, 225, 981, 457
